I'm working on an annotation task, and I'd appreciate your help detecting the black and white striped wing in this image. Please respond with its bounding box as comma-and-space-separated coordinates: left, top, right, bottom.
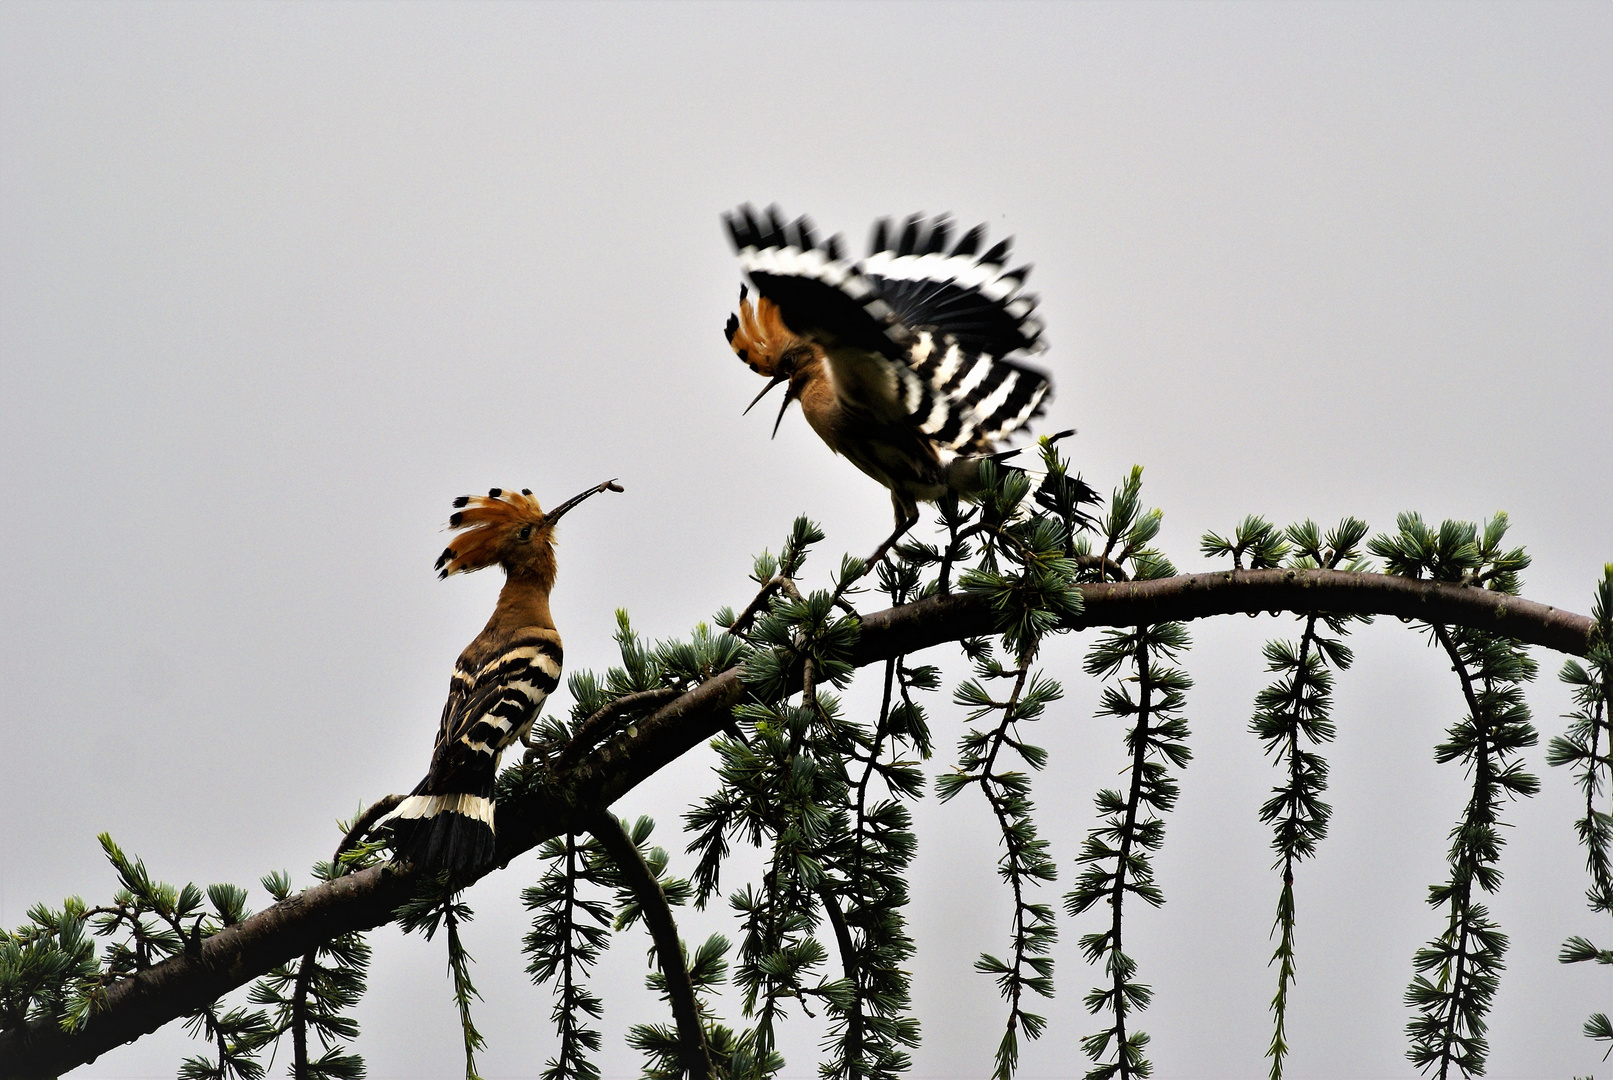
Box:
725, 204, 905, 358
431, 637, 562, 783
900, 329, 1051, 453
725, 204, 1053, 453
862, 212, 1044, 359
864, 213, 1052, 451
385, 635, 562, 872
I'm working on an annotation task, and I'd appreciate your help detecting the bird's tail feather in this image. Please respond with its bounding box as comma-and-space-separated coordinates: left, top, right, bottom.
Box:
380, 792, 496, 875
945, 451, 1100, 524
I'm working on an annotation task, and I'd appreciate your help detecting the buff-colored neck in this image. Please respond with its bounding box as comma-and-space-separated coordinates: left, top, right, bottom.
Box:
491, 569, 557, 633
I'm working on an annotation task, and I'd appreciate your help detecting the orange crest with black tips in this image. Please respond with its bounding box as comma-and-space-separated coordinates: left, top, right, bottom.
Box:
434, 488, 553, 581
724, 287, 814, 377
433, 480, 622, 585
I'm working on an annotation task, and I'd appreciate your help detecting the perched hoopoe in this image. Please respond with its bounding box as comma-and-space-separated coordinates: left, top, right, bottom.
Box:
723, 205, 1078, 570
383, 480, 622, 874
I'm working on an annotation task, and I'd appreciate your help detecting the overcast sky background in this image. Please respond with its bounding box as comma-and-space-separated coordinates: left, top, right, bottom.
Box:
2, 3, 1609, 1078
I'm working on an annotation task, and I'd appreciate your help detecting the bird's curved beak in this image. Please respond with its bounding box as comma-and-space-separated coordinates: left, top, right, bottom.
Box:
769, 385, 796, 440
542, 479, 625, 526
743, 371, 798, 441
743, 372, 789, 416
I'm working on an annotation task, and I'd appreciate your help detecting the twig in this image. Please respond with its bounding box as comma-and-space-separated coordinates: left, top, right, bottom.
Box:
291, 948, 314, 1080
337, 795, 404, 860
1105, 631, 1155, 1079
730, 575, 791, 636
817, 887, 862, 1070
1074, 554, 1129, 582
293, 794, 401, 1079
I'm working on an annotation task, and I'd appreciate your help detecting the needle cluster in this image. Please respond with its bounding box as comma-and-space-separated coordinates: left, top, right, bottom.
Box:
1546, 566, 1613, 1056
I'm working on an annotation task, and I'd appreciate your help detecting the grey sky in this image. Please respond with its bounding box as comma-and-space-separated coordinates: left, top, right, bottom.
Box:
2, 2, 1609, 1077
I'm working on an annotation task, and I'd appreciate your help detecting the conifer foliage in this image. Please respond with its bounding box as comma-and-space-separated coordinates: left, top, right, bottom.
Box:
1547, 570, 1613, 1057
1371, 514, 1543, 1076
3, 446, 1609, 1080
1203, 515, 1371, 1078
1061, 470, 1194, 1080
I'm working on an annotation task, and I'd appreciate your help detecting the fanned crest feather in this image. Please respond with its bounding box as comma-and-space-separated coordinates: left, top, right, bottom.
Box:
725, 287, 813, 376
434, 489, 546, 578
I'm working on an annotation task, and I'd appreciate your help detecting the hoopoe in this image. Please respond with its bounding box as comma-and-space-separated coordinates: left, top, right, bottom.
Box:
383, 480, 622, 875
723, 205, 1079, 571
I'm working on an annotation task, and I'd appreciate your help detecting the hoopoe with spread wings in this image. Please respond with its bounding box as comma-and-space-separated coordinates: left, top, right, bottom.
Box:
384, 480, 622, 874
724, 205, 1082, 571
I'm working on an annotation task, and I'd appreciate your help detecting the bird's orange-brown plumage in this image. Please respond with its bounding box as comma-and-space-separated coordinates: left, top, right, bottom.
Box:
436, 488, 557, 586
726, 289, 817, 379
385, 481, 620, 874
725, 288, 952, 511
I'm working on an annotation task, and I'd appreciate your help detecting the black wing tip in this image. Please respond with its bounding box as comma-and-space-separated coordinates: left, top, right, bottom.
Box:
872, 212, 996, 259
748, 207, 1020, 269
896, 214, 922, 257
726, 204, 839, 259
723, 210, 746, 252
952, 224, 984, 257
869, 217, 889, 258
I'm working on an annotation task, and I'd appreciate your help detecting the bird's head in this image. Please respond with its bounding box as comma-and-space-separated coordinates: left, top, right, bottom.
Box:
433, 481, 623, 589
725, 286, 819, 438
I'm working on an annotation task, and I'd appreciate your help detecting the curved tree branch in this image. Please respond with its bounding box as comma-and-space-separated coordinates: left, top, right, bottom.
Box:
555, 687, 682, 769
586, 811, 714, 1079
2, 569, 1593, 1077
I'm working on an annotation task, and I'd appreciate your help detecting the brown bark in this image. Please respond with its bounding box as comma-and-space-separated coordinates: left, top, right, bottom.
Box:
554, 687, 682, 769
1, 569, 1593, 1077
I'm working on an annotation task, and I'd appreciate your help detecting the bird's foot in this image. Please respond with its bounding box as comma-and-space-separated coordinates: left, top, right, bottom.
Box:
830, 517, 915, 610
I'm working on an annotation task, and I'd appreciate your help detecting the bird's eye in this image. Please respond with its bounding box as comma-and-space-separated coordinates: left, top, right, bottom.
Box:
517, 524, 534, 542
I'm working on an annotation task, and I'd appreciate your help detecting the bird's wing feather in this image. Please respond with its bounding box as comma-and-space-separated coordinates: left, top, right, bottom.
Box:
862, 212, 1044, 359
424, 635, 562, 794
901, 331, 1051, 453
726, 205, 906, 358
726, 204, 1054, 453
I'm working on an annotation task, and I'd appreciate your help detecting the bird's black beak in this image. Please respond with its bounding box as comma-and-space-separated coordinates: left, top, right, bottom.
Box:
744, 371, 798, 440
770, 385, 796, 440
743, 372, 789, 416
543, 479, 625, 526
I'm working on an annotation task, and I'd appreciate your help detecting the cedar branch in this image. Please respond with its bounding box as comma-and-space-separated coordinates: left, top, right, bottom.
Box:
1, 569, 1592, 1076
